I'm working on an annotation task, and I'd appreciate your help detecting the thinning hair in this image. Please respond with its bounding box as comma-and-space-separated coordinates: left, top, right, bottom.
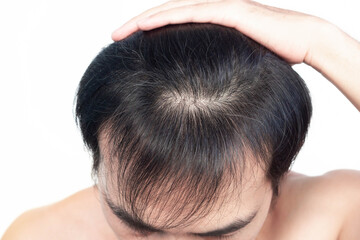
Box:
75, 23, 312, 229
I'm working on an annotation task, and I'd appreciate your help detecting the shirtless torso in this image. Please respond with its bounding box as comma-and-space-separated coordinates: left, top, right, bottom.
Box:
2, 169, 360, 240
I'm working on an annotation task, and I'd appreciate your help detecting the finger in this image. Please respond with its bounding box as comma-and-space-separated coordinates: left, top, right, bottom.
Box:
111, 0, 219, 41
136, 2, 238, 31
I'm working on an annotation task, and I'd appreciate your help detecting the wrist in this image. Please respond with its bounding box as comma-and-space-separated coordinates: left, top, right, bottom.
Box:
304, 18, 339, 69
304, 18, 360, 111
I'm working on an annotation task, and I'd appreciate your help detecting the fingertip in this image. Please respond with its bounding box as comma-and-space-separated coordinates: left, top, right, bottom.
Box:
111, 30, 123, 41
113, 21, 143, 41
110, 25, 122, 40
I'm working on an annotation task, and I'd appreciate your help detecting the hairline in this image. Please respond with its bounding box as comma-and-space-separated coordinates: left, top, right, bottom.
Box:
102, 190, 260, 237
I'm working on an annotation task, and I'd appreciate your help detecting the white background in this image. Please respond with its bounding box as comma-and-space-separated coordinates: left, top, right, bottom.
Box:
1, 0, 359, 237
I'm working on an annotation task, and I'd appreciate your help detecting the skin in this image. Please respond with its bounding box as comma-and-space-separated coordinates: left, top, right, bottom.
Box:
2, 0, 360, 239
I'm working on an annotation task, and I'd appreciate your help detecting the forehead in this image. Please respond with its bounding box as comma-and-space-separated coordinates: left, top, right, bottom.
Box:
96, 129, 271, 228
98, 160, 270, 225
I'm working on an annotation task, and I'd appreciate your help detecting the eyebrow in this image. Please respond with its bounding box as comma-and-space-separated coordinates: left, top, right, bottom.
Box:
104, 195, 258, 237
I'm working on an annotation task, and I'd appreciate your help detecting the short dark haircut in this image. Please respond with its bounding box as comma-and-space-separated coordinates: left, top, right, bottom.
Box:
75, 23, 312, 228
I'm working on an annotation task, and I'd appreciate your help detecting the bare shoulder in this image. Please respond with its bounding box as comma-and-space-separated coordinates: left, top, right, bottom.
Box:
1, 187, 109, 240
286, 169, 360, 195
1, 205, 53, 240
319, 169, 360, 240
290, 169, 360, 207
277, 169, 360, 240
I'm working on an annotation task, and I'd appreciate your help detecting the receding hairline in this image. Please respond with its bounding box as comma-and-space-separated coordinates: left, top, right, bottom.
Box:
95, 134, 271, 229
101, 188, 261, 237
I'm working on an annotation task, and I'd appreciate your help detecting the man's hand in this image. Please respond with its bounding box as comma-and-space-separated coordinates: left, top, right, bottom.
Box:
111, 0, 324, 65
111, 0, 360, 111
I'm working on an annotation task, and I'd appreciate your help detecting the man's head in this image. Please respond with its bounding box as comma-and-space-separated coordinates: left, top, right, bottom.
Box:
75, 23, 312, 239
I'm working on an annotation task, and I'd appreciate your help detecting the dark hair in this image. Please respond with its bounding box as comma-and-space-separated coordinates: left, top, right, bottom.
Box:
75, 23, 312, 228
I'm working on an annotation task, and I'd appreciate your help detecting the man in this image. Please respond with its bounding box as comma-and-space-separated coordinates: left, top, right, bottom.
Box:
3, 0, 360, 239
